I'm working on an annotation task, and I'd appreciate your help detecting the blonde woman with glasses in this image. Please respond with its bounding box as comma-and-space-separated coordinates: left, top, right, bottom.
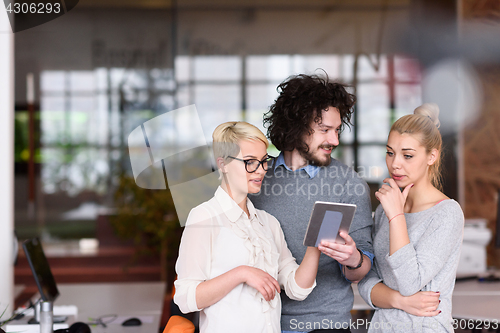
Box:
174, 121, 321, 333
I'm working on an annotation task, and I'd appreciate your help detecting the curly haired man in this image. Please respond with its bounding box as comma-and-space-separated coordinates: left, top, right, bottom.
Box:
251, 74, 374, 333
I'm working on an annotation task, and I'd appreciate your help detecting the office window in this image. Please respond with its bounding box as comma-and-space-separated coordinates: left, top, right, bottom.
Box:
34, 53, 421, 239
357, 83, 390, 143
175, 54, 422, 180
39, 68, 176, 197
352, 54, 422, 183
38, 54, 422, 194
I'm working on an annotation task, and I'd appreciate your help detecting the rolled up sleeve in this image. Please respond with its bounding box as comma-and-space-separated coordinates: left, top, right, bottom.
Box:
173, 206, 215, 313
280, 262, 316, 301
357, 264, 383, 309
386, 206, 464, 296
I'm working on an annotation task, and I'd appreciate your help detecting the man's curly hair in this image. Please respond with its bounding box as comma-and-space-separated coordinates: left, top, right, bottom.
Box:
263, 74, 356, 152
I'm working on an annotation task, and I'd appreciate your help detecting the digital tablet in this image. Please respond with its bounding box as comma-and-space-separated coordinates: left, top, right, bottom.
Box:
303, 201, 357, 247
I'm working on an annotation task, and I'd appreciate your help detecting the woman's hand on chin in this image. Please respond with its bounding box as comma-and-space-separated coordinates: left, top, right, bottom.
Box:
375, 178, 413, 220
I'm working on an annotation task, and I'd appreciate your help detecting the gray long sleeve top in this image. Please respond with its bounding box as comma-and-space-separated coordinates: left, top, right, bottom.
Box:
251, 157, 373, 331
358, 199, 464, 332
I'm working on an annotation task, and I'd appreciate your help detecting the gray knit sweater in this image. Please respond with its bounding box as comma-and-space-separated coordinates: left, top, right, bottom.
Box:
251, 158, 373, 331
358, 200, 464, 332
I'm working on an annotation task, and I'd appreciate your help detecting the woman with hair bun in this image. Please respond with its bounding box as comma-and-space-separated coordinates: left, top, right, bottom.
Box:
358, 103, 464, 332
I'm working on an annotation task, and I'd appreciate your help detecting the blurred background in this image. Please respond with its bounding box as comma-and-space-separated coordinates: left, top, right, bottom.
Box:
3, 0, 500, 329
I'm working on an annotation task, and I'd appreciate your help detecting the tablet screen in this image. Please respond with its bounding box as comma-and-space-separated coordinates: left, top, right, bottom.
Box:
303, 201, 356, 247
315, 211, 343, 247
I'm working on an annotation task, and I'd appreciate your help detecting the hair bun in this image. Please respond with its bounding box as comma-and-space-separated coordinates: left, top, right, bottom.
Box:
414, 103, 440, 129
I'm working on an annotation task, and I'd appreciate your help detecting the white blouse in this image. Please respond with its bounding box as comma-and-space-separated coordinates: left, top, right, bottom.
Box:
174, 187, 315, 333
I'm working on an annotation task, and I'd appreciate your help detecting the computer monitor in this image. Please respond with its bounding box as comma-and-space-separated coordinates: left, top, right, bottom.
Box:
22, 238, 60, 302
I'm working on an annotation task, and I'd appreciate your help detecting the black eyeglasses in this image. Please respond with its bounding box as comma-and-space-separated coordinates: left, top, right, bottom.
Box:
227, 155, 274, 173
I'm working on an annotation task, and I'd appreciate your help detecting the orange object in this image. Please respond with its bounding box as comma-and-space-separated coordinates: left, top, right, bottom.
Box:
163, 315, 195, 333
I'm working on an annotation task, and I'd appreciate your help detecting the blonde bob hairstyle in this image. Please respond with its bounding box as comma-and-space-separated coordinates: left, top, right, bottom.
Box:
212, 121, 269, 165
390, 103, 443, 189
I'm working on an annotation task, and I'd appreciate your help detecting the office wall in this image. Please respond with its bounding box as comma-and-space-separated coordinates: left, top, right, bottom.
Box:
459, 1, 500, 265
0, 5, 15, 314
12, 2, 469, 245
14, 5, 411, 103
15, 9, 173, 103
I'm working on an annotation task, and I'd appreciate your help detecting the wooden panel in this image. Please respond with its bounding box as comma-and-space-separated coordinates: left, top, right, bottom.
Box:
463, 65, 500, 266
462, 0, 500, 21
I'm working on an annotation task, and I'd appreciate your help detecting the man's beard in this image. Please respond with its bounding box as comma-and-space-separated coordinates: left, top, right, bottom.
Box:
297, 144, 336, 167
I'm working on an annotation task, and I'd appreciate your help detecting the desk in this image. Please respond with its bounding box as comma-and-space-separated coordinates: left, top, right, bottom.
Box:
452, 280, 500, 321
353, 280, 500, 321
57, 282, 165, 333
9, 282, 165, 333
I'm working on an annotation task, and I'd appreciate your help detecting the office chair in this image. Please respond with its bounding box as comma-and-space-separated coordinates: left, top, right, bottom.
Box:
162, 315, 195, 333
